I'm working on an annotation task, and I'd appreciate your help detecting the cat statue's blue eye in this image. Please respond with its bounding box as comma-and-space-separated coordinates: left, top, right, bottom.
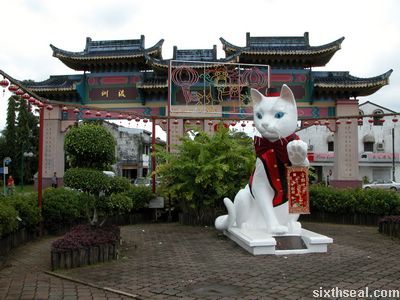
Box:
274, 112, 285, 119
256, 112, 263, 119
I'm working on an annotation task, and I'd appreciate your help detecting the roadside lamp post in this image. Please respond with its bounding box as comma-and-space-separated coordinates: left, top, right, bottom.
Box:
3, 157, 11, 196
20, 151, 34, 191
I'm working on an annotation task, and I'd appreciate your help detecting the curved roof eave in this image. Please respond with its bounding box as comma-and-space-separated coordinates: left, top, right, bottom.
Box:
314, 69, 393, 89
219, 37, 344, 56
50, 39, 164, 60
144, 52, 242, 69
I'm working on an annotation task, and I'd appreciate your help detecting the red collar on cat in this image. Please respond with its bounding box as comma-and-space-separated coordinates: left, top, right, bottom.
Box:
254, 133, 299, 163
250, 133, 299, 207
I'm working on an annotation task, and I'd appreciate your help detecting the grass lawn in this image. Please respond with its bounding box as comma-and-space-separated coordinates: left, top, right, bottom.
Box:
14, 184, 35, 194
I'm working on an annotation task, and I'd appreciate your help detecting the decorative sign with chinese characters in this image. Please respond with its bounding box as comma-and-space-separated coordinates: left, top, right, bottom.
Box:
287, 166, 310, 214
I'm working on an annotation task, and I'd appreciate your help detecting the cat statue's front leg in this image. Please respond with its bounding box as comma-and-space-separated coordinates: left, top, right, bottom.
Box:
287, 140, 309, 167
286, 139, 309, 233
252, 158, 288, 235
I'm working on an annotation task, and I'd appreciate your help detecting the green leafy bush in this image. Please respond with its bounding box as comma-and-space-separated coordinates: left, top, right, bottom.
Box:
5, 193, 41, 229
156, 126, 254, 222
310, 185, 400, 216
124, 186, 155, 211
64, 168, 110, 196
64, 123, 116, 170
0, 201, 18, 237
107, 176, 131, 195
101, 193, 133, 215
42, 188, 88, 228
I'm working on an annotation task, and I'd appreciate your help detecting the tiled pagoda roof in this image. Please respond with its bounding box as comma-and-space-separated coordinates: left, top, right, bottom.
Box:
173, 45, 217, 62
51, 35, 164, 72
312, 70, 393, 97
23, 75, 83, 101
220, 32, 344, 68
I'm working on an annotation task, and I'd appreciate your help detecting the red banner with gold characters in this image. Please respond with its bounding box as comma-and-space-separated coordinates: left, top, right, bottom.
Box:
287, 166, 310, 214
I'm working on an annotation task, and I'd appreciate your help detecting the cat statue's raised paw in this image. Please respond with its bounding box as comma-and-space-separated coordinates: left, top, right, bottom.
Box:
215, 84, 309, 235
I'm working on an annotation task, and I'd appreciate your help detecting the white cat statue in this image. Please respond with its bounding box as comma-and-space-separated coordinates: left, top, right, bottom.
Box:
215, 84, 309, 235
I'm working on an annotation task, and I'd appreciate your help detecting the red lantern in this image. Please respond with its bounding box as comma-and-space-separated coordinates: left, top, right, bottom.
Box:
84, 110, 91, 116
73, 108, 80, 114
0, 79, 9, 88
15, 89, 24, 96
241, 122, 246, 128
335, 120, 341, 125
185, 120, 191, 125
324, 120, 330, 126
143, 118, 149, 124
8, 85, 18, 93
303, 121, 309, 127
368, 119, 374, 124
392, 117, 398, 123
346, 119, 352, 124
96, 111, 102, 117
106, 112, 112, 118
28, 97, 36, 103
196, 120, 201, 125
173, 119, 179, 125
208, 120, 213, 126
161, 119, 167, 125
22, 93, 30, 100
314, 120, 320, 126
135, 117, 141, 123
358, 118, 363, 126
46, 105, 53, 111
118, 114, 124, 119
62, 106, 68, 112
127, 115, 132, 121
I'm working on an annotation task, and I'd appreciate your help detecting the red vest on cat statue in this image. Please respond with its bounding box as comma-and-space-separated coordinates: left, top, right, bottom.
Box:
249, 133, 299, 207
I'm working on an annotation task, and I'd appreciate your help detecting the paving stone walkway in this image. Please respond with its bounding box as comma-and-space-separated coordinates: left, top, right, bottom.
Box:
1, 222, 400, 299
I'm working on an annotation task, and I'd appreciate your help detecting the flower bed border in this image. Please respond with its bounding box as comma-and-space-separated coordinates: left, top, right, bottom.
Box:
51, 242, 119, 271
378, 216, 400, 238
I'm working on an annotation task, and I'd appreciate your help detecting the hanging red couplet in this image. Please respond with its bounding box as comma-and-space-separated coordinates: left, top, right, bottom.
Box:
287, 166, 310, 214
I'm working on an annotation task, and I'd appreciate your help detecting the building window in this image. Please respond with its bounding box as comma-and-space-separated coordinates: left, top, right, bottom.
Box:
328, 141, 334, 152
373, 109, 384, 126
364, 142, 374, 152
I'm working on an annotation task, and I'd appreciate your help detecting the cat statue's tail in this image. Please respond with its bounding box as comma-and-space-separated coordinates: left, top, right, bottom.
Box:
215, 198, 236, 230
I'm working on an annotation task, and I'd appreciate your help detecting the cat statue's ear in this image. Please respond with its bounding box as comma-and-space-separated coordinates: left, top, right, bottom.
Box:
250, 88, 264, 106
280, 84, 296, 105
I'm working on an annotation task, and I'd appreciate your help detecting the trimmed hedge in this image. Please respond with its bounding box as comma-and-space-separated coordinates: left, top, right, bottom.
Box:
309, 185, 400, 216
0, 201, 19, 237
0, 193, 41, 238
42, 188, 89, 231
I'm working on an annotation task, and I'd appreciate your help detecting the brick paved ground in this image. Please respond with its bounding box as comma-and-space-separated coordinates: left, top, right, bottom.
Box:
1, 222, 400, 299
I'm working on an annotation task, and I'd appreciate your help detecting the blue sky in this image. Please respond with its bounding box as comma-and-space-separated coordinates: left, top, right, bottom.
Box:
0, 0, 399, 130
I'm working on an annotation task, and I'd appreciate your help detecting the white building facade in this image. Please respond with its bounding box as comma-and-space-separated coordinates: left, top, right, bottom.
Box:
297, 101, 399, 184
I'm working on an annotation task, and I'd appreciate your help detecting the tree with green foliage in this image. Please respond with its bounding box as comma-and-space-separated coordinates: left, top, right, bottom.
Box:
156, 125, 255, 224
64, 123, 116, 169
2, 96, 18, 178
63, 123, 132, 225
1, 96, 39, 186
15, 99, 38, 185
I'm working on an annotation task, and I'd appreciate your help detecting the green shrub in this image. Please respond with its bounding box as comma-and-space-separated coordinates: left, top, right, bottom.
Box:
100, 193, 133, 216
5, 193, 41, 229
309, 185, 400, 216
125, 186, 155, 211
0, 201, 18, 237
107, 176, 131, 195
42, 188, 88, 228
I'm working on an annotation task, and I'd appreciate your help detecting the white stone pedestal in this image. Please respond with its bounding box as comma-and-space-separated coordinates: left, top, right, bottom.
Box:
224, 227, 333, 255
